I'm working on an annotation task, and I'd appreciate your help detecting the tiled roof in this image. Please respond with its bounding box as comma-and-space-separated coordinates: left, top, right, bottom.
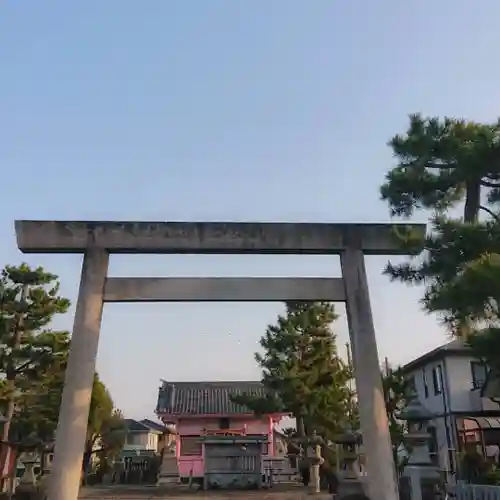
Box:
156, 381, 267, 416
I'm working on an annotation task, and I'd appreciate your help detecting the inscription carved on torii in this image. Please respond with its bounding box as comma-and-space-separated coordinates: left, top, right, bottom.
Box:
14, 220, 425, 500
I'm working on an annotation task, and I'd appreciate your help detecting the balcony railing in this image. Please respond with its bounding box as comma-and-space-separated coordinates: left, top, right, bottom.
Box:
202, 428, 247, 436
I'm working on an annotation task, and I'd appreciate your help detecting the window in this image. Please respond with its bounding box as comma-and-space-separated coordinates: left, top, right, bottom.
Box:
427, 426, 438, 465
180, 436, 202, 456
423, 369, 429, 398
471, 361, 488, 390
126, 433, 138, 445
432, 365, 443, 395
219, 418, 230, 429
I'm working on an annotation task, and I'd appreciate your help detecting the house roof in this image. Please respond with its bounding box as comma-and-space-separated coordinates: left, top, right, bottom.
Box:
124, 419, 153, 433
140, 418, 169, 433
124, 418, 171, 434
156, 381, 268, 416
400, 339, 471, 374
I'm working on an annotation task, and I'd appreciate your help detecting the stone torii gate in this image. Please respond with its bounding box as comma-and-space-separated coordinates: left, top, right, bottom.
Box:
14, 220, 425, 500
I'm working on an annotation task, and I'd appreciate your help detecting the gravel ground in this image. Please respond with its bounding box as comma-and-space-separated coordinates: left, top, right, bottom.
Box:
78, 484, 332, 499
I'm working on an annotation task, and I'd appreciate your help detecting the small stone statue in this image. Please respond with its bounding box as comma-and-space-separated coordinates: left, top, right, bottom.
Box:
275, 438, 286, 456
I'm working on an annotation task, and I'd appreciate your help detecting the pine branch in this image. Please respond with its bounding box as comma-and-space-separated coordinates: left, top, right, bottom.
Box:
479, 205, 500, 221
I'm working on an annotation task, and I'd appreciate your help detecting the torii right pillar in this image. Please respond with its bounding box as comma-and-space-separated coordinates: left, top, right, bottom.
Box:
341, 246, 399, 500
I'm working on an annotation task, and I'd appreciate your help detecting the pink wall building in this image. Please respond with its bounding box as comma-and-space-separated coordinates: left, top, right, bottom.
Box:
156, 381, 288, 479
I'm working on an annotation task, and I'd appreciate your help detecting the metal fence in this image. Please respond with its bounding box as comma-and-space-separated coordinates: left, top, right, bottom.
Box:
455, 482, 500, 500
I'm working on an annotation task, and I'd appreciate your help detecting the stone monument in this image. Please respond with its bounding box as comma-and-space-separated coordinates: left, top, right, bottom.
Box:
157, 440, 179, 486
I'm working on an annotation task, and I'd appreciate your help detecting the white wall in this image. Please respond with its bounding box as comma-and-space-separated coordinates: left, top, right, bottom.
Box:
125, 431, 159, 451
406, 359, 449, 415
405, 354, 486, 414
446, 356, 478, 412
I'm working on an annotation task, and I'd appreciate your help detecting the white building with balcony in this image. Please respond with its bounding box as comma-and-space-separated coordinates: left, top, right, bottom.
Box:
400, 339, 500, 476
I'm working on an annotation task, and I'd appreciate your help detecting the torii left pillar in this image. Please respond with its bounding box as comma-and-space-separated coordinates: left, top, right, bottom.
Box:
47, 248, 109, 500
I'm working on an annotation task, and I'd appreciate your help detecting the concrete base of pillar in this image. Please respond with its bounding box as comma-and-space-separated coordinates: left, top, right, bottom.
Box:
157, 455, 180, 486
13, 484, 38, 500
338, 477, 367, 499
101, 472, 114, 485
37, 471, 51, 499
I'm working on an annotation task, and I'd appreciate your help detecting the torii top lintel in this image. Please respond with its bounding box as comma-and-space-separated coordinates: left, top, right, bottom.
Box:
14, 220, 426, 256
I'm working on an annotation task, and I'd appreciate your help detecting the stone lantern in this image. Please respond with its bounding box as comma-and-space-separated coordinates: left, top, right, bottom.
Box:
334, 427, 365, 498
37, 438, 56, 498
398, 395, 441, 500
296, 430, 325, 494
14, 434, 41, 499
306, 430, 324, 494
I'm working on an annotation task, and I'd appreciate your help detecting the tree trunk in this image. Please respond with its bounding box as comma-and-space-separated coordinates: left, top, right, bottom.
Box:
81, 439, 96, 485
457, 179, 481, 339
464, 179, 481, 222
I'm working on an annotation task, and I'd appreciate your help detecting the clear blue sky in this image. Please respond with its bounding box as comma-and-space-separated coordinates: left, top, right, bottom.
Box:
1, 1, 499, 419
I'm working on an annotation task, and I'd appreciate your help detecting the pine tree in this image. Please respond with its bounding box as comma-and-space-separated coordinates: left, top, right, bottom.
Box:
381, 114, 500, 394
381, 113, 500, 224
436, 252, 500, 390
8, 330, 71, 442
83, 375, 125, 476
0, 263, 124, 476
380, 114, 500, 332
0, 264, 70, 444
234, 302, 354, 440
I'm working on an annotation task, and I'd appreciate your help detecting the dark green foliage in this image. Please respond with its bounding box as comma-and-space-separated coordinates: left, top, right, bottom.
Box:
381, 114, 500, 331
381, 113, 500, 396
0, 263, 124, 472
83, 377, 125, 474
233, 301, 354, 440
382, 364, 411, 471
8, 331, 71, 442
381, 113, 500, 223
468, 328, 500, 376
459, 448, 500, 485
0, 264, 70, 443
